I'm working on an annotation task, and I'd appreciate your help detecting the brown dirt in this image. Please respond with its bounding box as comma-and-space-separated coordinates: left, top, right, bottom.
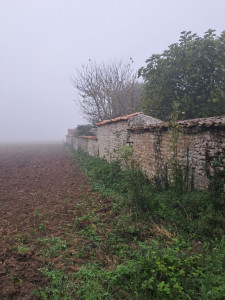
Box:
0, 143, 99, 299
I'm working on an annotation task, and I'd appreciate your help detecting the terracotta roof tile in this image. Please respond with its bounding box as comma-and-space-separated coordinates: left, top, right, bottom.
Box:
95, 112, 142, 126
130, 116, 225, 131
177, 116, 225, 128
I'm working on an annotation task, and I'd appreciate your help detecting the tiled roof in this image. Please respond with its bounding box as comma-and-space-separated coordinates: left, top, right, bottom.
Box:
177, 116, 225, 128
95, 112, 142, 126
130, 115, 225, 131
78, 136, 98, 140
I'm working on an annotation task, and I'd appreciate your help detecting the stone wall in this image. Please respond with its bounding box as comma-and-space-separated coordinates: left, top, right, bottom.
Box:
87, 138, 98, 157
129, 119, 225, 190
69, 136, 98, 157
67, 115, 225, 190
74, 137, 88, 151
96, 112, 160, 161
97, 121, 130, 160
66, 129, 76, 146
66, 135, 74, 146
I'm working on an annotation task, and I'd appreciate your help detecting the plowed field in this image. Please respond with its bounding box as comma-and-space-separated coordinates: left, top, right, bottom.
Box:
0, 143, 98, 299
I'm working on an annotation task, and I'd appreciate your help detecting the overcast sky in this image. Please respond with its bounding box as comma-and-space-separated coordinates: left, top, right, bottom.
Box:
1, 0, 225, 142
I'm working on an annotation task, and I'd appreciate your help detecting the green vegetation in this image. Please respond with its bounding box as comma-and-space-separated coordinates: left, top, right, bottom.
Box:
38, 145, 225, 299
74, 124, 94, 137
139, 29, 225, 120
17, 244, 30, 255
72, 146, 225, 240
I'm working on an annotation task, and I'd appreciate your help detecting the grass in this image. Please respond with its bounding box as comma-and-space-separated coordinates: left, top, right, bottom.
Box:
17, 245, 30, 255
37, 145, 225, 299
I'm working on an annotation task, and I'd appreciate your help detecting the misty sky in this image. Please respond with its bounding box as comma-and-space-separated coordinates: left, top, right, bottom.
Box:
1, 0, 225, 142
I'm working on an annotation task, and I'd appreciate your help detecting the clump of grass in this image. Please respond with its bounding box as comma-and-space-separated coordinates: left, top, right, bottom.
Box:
17, 245, 30, 255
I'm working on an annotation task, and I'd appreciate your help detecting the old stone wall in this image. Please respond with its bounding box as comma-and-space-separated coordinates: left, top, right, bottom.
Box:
67, 115, 225, 190
87, 139, 98, 157
72, 137, 88, 151
66, 135, 74, 146
97, 121, 130, 160
69, 136, 98, 157
129, 125, 225, 190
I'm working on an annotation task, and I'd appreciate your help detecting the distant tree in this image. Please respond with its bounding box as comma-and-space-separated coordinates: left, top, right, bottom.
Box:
138, 30, 225, 120
71, 59, 142, 124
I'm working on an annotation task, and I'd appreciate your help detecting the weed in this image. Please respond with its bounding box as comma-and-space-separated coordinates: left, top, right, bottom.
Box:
45, 237, 67, 258
39, 223, 46, 231
17, 245, 30, 255
16, 233, 25, 243
9, 274, 23, 284
39, 268, 72, 299
206, 147, 225, 195
34, 209, 39, 218
78, 225, 100, 242
37, 237, 49, 245
71, 238, 225, 299
37, 236, 68, 259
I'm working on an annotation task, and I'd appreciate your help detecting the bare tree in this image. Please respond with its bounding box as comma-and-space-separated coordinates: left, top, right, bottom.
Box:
71, 59, 142, 124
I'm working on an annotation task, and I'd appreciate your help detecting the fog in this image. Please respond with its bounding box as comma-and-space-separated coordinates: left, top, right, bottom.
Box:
1, 0, 225, 143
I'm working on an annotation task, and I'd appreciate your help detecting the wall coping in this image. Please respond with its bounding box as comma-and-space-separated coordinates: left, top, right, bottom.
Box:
95, 112, 142, 126
78, 136, 98, 140
130, 116, 225, 132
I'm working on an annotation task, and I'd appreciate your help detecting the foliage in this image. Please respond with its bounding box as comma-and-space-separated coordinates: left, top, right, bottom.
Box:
70, 146, 225, 239
39, 269, 74, 300
104, 238, 225, 300
206, 147, 225, 195
139, 29, 225, 120
71, 58, 142, 124
73, 149, 125, 194
39, 145, 225, 299
72, 147, 153, 212
153, 101, 189, 192
42, 237, 225, 300
74, 124, 94, 136
116, 145, 153, 211
17, 245, 30, 255
167, 101, 185, 191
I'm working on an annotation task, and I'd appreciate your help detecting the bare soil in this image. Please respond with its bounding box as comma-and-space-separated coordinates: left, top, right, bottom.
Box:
0, 143, 99, 299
